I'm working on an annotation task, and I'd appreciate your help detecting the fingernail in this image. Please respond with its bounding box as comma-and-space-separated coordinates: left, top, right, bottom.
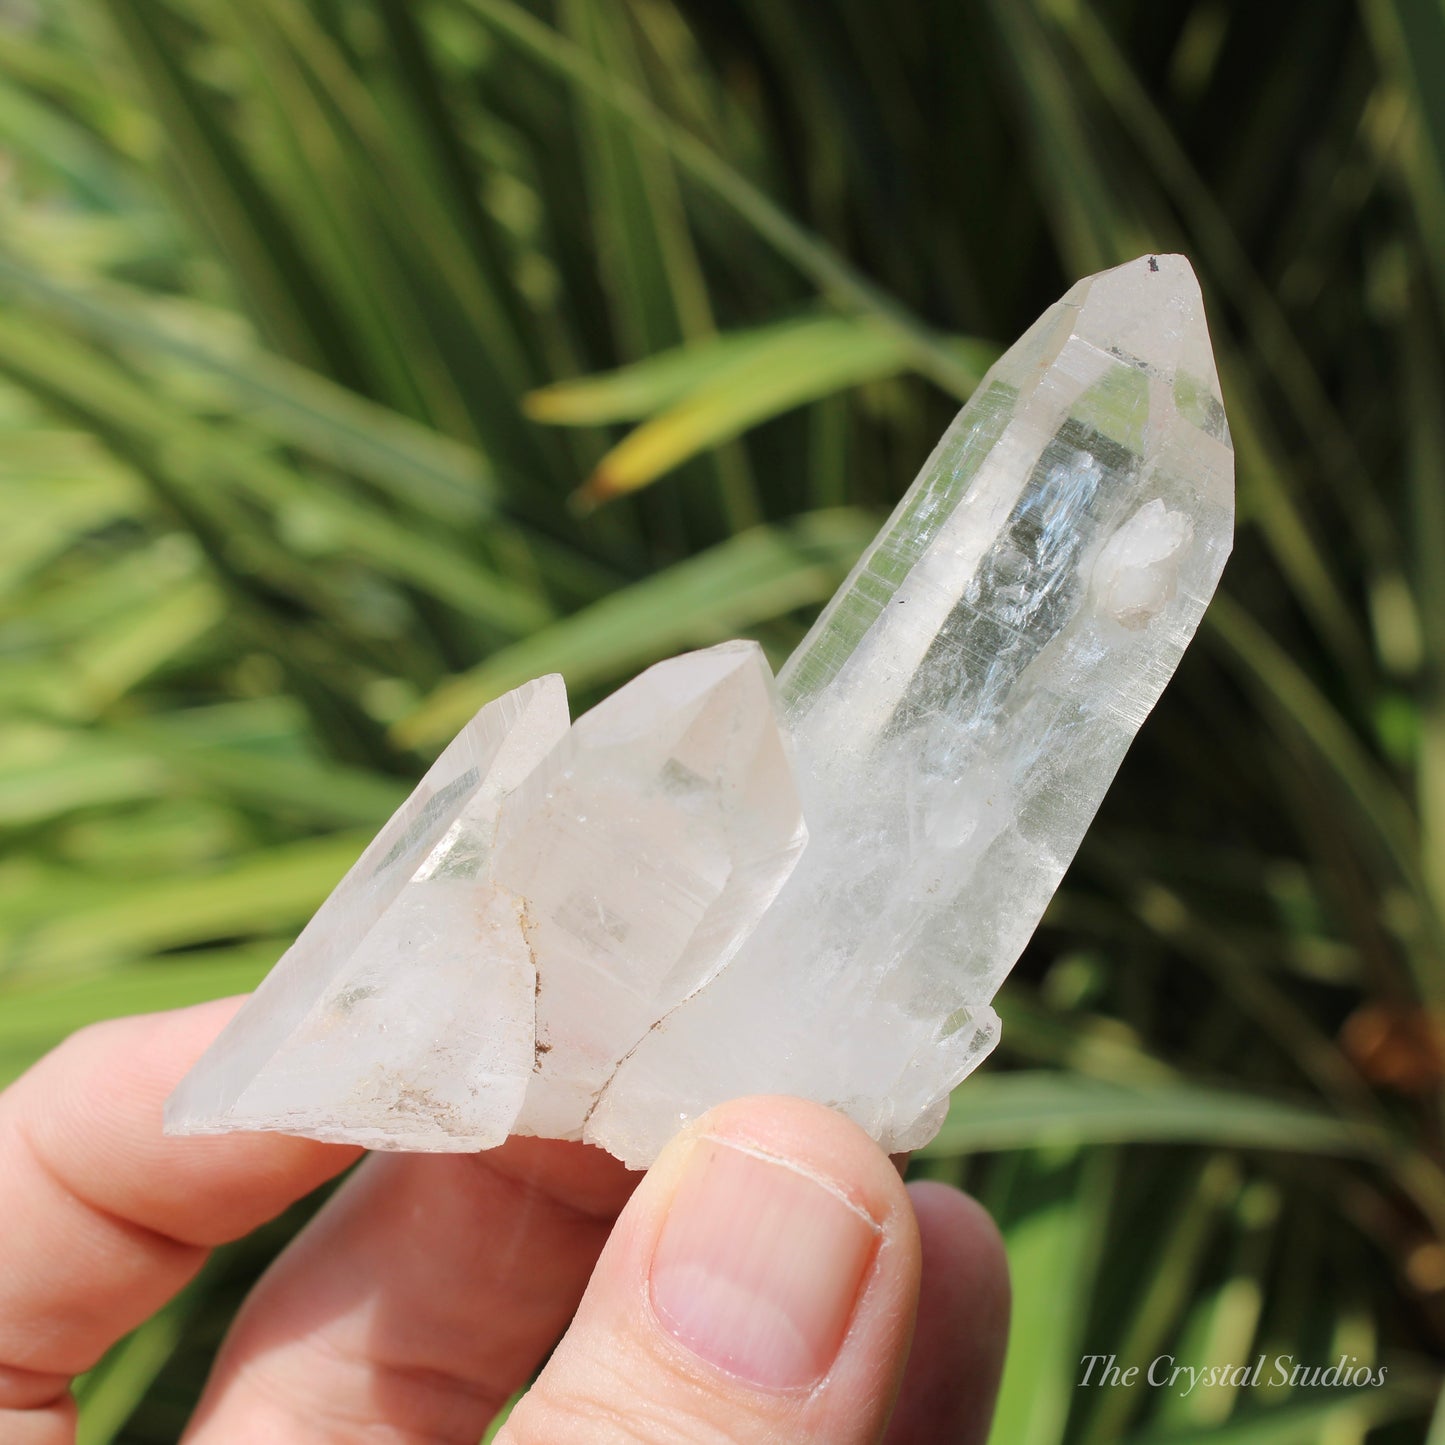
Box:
649, 1136, 880, 1390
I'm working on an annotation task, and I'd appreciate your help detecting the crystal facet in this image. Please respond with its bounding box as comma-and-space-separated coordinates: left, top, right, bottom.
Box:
168, 254, 1234, 1165
493, 640, 806, 1139
165, 675, 568, 1149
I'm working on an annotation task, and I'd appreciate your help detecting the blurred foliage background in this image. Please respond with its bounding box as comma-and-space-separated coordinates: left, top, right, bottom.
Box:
2, 0, 1445, 1439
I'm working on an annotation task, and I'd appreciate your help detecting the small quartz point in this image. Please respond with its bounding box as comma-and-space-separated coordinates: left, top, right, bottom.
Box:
168, 254, 1232, 1165
493, 640, 806, 1140
165, 676, 568, 1150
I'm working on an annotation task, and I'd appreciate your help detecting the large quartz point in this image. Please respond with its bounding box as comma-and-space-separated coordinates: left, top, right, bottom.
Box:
587, 252, 1233, 1163
169, 254, 1232, 1165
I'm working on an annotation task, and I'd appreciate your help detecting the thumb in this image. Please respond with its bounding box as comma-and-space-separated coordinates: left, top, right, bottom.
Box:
498, 1096, 923, 1445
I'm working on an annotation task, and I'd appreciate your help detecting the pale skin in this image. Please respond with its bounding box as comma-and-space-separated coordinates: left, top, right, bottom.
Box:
0, 997, 1009, 1444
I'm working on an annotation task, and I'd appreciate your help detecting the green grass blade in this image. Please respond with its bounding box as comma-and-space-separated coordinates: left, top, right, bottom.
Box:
0, 256, 495, 522
560, 0, 713, 355
559, 0, 758, 531
525, 324, 807, 425
0, 945, 282, 1085
1151, 1181, 1281, 1431
1405, 288, 1445, 965
530, 315, 993, 503
570, 316, 956, 503
922, 1073, 1389, 1160
0, 76, 134, 205
94, 0, 355, 373
1207, 594, 1443, 997
1076, 1157, 1242, 1445
75, 1292, 197, 1444
980, 0, 1151, 271
987, 1150, 1115, 1445
2, 831, 369, 979
1428, 1381, 1445, 1445
395, 509, 876, 747
1365, 0, 1445, 325
981, 0, 1374, 686
457, 0, 979, 399
0, 307, 549, 638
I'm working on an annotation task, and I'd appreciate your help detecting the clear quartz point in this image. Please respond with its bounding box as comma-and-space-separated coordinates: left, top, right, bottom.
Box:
168, 254, 1233, 1164
588, 253, 1233, 1163
164, 676, 569, 1150
493, 640, 806, 1140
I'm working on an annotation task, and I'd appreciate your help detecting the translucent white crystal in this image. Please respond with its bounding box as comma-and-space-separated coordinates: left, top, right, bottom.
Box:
168, 254, 1232, 1166
587, 253, 1233, 1164
492, 640, 806, 1139
165, 676, 569, 1149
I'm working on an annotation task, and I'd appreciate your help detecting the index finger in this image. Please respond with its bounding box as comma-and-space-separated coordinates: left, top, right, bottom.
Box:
0, 999, 359, 1435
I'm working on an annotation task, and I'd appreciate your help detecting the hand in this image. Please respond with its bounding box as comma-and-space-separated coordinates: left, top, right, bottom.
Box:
0, 998, 1009, 1444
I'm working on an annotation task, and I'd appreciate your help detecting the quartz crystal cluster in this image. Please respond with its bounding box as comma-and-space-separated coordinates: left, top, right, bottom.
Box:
168, 254, 1234, 1166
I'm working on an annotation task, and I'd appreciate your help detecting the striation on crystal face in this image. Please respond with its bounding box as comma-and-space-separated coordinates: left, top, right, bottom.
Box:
168, 253, 1233, 1166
